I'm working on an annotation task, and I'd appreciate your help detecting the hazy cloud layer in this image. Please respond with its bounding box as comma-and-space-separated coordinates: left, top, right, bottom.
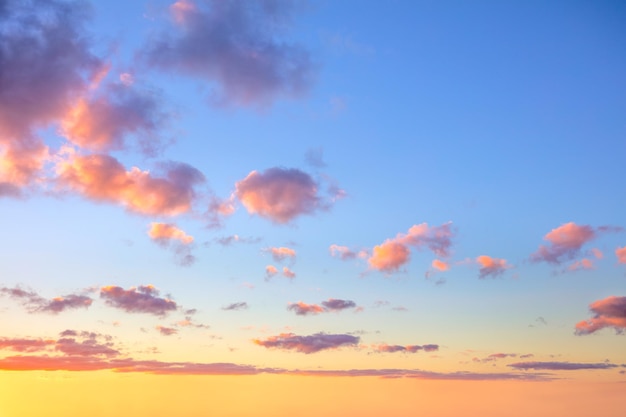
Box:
253, 332, 360, 354
100, 285, 177, 316
141, 0, 315, 107
575, 296, 626, 335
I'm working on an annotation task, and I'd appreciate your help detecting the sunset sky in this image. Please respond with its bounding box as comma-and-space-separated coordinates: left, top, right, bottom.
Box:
1, 1, 625, 416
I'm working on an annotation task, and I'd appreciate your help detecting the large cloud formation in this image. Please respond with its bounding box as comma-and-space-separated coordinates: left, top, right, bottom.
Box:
575, 296, 626, 335
100, 285, 178, 316
0, 0, 102, 193
141, 0, 315, 107
235, 167, 327, 223
253, 332, 360, 354
368, 223, 455, 272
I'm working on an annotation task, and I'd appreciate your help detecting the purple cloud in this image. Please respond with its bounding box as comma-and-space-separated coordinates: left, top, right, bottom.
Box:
0, 286, 92, 314
141, 0, 315, 107
253, 332, 360, 354
320, 299, 357, 311
575, 295, 626, 335
222, 302, 249, 311
508, 361, 619, 371
100, 285, 177, 316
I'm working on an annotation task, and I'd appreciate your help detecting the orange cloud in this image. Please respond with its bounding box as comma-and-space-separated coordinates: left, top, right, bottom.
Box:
282, 267, 296, 279
56, 153, 204, 216
476, 255, 511, 279
575, 295, 626, 335
432, 259, 450, 271
530, 222, 595, 264
287, 302, 325, 316
234, 168, 323, 223
616, 246, 626, 264
148, 223, 193, 245
368, 240, 410, 272
265, 265, 278, 278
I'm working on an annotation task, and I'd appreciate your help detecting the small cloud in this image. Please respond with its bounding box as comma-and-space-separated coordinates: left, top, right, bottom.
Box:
287, 302, 325, 316
100, 285, 177, 316
147, 222, 196, 266
222, 302, 248, 311
329, 244, 367, 260
616, 246, 626, 264
476, 255, 511, 279
253, 332, 360, 354
575, 295, 626, 335
372, 343, 439, 354
156, 326, 178, 336
320, 299, 357, 312
266, 246, 296, 262
215, 234, 261, 246
265, 265, 278, 279
508, 361, 618, 371
282, 267, 296, 279
566, 258, 594, 272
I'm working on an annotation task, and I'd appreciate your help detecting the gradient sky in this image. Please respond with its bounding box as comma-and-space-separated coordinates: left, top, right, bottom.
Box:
1, 1, 626, 416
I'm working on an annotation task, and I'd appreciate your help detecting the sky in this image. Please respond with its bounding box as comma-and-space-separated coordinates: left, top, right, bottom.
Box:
1, 0, 626, 416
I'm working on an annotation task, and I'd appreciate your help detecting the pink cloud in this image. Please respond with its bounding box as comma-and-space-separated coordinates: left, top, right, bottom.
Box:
529, 222, 622, 265
147, 223, 196, 266
265, 265, 278, 278
591, 248, 603, 259
56, 154, 205, 216
367, 223, 455, 273
156, 326, 178, 336
566, 258, 594, 272
575, 295, 626, 335
282, 267, 296, 279
0, 338, 55, 353
55, 331, 119, 357
616, 246, 626, 264
141, 0, 314, 107
287, 302, 325, 316
431, 259, 450, 271
253, 332, 360, 354
373, 343, 439, 354
329, 244, 367, 260
476, 255, 511, 279
100, 285, 178, 316
267, 246, 296, 262
235, 168, 325, 223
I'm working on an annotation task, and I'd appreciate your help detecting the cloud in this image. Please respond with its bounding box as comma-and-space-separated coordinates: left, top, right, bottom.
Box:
566, 258, 594, 272
253, 332, 360, 354
235, 167, 330, 223
206, 195, 236, 228
100, 285, 177, 316
0, 338, 55, 353
508, 361, 619, 371
141, 0, 315, 107
56, 154, 205, 216
222, 302, 248, 311
575, 295, 626, 335
60, 80, 171, 155
156, 326, 178, 336
329, 244, 367, 260
287, 302, 325, 316
0, 0, 102, 191
476, 255, 511, 279
372, 344, 439, 354
266, 246, 296, 262
431, 259, 450, 271
282, 266, 296, 279
320, 299, 357, 312
215, 234, 261, 246
617, 246, 626, 264
474, 353, 518, 363
367, 223, 455, 273
530, 222, 622, 265
0, 286, 92, 314
148, 222, 196, 266
0, 331, 118, 358
265, 265, 278, 278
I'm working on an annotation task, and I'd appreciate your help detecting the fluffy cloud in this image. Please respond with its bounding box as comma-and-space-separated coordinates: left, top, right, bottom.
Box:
476, 255, 511, 279
61, 81, 171, 155
141, 0, 314, 107
266, 246, 296, 262
508, 361, 619, 371
235, 168, 326, 223
372, 343, 439, 353
616, 246, 626, 264
100, 285, 178, 316
253, 332, 360, 354
0, 286, 92, 314
56, 154, 205, 216
575, 296, 626, 335
368, 223, 455, 272
530, 222, 621, 265
0, 0, 102, 191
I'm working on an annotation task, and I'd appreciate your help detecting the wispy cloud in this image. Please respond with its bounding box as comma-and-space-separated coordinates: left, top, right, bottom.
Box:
329, 244, 367, 260
508, 361, 620, 371
253, 332, 360, 354
0, 286, 92, 314
222, 302, 249, 311
287, 299, 358, 316
575, 296, 626, 335
140, 0, 315, 107
287, 302, 325, 316
100, 285, 177, 316
147, 222, 195, 266
372, 344, 439, 353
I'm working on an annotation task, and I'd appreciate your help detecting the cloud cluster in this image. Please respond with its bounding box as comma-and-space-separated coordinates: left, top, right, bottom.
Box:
372, 343, 439, 354
141, 0, 314, 107
0, 286, 92, 314
265, 265, 296, 280
100, 285, 178, 316
575, 296, 626, 335
253, 332, 360, 354
367, 223, 455, 272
